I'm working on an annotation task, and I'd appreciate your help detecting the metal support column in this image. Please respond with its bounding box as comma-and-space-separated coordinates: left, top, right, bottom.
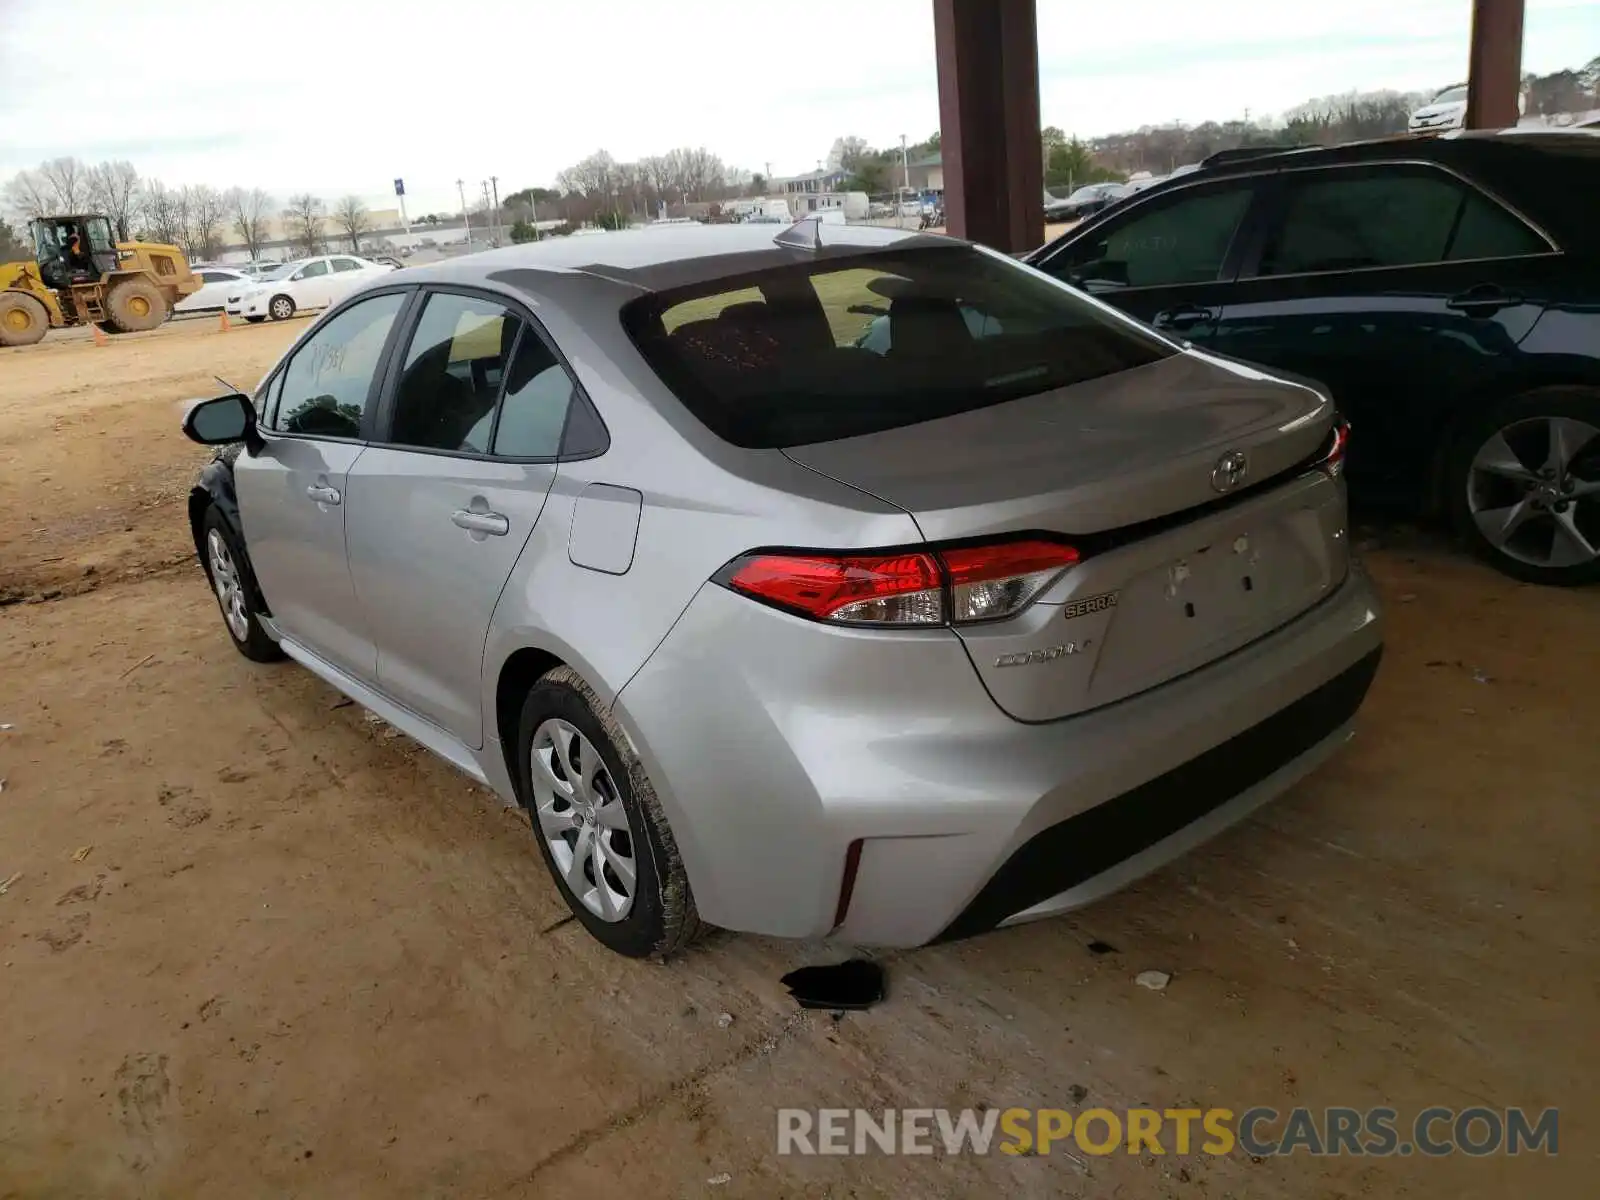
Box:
932, 0, 1043, 253
1465, 0, 1526, 129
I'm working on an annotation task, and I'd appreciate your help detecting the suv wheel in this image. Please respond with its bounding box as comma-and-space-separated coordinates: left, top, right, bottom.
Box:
201, 507, 284, 662
516, 666, 701, 959
1448, 387, 1600, 586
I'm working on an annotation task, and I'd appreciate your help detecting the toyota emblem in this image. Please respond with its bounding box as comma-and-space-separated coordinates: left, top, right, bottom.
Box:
1211, 450, 1249, 493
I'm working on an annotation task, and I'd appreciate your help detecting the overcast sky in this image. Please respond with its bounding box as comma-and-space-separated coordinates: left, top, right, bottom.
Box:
1, 0, 1594, 216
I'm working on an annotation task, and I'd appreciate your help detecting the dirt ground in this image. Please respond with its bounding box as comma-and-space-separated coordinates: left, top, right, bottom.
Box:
1, 319, 1594, 1198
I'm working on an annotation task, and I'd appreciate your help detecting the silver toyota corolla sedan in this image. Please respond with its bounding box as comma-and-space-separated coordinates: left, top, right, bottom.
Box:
181, 220, 1383, 959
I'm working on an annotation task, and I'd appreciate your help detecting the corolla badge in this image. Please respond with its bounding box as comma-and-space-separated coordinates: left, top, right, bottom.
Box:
1211, 449, 1249, 494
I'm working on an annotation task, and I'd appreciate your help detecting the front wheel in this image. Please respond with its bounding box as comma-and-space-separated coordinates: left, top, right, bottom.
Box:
1447, 388, 1600, 586
0, 291, 49, 346
516, 667, 701, 959
201, 507, 284, 662
268, 294, 295, 321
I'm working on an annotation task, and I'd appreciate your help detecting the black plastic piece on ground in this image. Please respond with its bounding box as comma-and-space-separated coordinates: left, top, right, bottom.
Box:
781, 959, 886, 1011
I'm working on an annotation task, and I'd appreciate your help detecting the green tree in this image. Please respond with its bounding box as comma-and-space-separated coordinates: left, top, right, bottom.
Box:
1045, 137, 1118, 190
510, 219, 537, 243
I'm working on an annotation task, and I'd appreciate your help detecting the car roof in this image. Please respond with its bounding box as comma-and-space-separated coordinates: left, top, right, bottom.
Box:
1036, 128, 1600, 256
397, 222, 943, 296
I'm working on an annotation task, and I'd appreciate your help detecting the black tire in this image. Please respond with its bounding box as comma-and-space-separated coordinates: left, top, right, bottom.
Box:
199, 506, 284, 662
1445, 387, 1600, 587
516, 666, 701, 959
0, 291, 49, 347
104, 277, 168, 332
267, 294, 296, 322
245, 316, 266, 324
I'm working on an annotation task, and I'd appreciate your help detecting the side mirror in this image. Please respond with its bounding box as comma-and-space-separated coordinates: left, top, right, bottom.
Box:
182, 393, 257, 447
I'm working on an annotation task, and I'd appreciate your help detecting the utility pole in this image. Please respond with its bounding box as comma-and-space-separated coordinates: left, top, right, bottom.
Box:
901, 133, 911, 191
457, 178, 472, 244
490, 175, 502, 245
481, 181, 492, 245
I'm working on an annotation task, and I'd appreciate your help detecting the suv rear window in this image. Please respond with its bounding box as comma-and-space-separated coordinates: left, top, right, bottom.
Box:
621, 245, 1173, 448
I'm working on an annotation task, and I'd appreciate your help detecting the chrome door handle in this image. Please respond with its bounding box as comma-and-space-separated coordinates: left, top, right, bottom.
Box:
306, 484, 341, 505
1153, 305, 1216, 331
452, 509, 509, 536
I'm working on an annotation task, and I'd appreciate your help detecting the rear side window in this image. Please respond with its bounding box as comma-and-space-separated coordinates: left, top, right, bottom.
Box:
1257, 167, 1548, 276
390, 292, 516, 453
333, 258, 363, 273
1447, 192, 1548, 260
624, 245, 1172, 449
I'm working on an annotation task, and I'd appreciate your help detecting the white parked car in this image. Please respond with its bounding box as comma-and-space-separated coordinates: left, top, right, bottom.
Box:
225, 255, 395, 323
176, 267, 250, 314
1409, 84, 1469, 135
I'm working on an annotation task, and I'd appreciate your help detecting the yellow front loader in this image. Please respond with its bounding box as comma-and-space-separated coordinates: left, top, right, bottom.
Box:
0, 214, 201, 347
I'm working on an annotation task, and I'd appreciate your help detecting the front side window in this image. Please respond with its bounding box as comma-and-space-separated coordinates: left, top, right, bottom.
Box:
296, 260, 330, 280
625, 245, 1172, 449
389, 292, 516, 453
1048, 184, 1253, 290
272, 292, 405, 437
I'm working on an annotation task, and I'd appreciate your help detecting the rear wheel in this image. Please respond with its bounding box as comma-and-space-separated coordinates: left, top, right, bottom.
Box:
1447, 388, 1600, 586
104, 277, 167, 333
516, 666, 701, 959
0, 292, 49, 347
268, 294, 295, 321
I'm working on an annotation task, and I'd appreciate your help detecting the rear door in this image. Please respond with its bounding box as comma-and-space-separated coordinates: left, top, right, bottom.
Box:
1208, 162, 1557, 496
1032, 175, 1265, 342
345, 288, 578, 745
233, 290, 411, 680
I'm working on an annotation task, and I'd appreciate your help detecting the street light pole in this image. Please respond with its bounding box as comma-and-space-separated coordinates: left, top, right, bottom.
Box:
457, 178, 472, 244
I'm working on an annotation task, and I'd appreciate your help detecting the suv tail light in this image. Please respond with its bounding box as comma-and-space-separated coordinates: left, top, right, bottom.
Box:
719, 539, 1080, 628
1314, 416, 1350, 478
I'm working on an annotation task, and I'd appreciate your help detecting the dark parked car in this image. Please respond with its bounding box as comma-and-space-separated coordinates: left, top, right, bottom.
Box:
1028, 131, 1600, 585
1044, 182, 1130, 223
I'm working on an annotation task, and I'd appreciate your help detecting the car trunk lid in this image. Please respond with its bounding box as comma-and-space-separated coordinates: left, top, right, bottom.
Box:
783, 349, 1350, 720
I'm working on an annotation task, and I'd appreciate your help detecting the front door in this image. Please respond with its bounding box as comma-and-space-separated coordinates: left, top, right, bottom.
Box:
1032, 175, 1264, 344
346, 289, 577, 744
1209, 163, 1557, 499
234, 290, 410, 681
293, 258, 336, 308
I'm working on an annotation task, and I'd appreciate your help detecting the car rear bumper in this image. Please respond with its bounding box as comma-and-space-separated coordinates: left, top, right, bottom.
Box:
615, 558, 1383, 947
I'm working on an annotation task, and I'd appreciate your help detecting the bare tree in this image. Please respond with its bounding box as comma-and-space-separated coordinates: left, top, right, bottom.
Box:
181, 184, 228, 261
228, 187, 274, 261
3, 170, 53, 220
88, 161, 141, 240
332, 195, 371, 253
283, 193, 326, 256
139, 180, 186, 246
37, 157, 91, 212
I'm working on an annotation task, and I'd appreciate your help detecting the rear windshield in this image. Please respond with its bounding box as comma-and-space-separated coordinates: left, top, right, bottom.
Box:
621, 245, 1173, 448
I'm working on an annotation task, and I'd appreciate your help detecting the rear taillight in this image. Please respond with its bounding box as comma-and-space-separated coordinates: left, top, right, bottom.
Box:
1315, 417, 1350, 478
939, 540, 1081, 623
720, 539, 1080, 628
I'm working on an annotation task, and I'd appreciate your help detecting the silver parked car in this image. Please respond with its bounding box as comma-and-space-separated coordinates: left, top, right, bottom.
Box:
181, 221, 1383, 958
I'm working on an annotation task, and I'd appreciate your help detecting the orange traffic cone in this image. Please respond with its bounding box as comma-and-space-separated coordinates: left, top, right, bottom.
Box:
219, 311, 231, 333
92, 324, 110, 347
